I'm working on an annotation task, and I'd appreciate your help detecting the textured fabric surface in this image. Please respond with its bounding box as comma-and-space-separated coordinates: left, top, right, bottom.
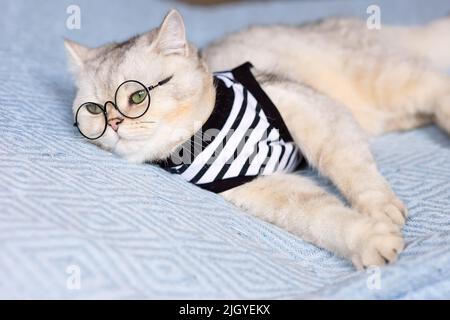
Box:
0, 0, 449, 299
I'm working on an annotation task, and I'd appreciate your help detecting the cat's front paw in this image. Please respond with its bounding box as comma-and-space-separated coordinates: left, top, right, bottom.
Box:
355, 190, 407, 226
350, 220, 405, 270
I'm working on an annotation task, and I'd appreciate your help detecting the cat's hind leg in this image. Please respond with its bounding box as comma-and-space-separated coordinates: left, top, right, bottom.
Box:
383, 63, 450, 136
347, 53, 450, 136
435, 98, 450, 134
373, 59, 450, 136
222, 173, 404, 269
394, 15, 450, 70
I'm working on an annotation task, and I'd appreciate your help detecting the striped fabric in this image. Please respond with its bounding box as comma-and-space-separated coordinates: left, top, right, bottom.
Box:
159, 62, 304, 193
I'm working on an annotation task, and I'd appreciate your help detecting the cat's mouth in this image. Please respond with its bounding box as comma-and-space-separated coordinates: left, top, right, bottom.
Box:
116, 120, 157, 139
114, 129, 153, 142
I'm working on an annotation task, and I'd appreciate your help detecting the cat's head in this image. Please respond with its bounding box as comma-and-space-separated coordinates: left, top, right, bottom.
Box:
65, 10, 215, 163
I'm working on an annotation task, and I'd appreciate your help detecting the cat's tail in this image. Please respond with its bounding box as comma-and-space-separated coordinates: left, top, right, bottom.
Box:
395, 16, 450, 70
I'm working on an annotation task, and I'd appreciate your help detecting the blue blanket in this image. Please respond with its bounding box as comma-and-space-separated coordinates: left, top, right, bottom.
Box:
1, 0, 449, 299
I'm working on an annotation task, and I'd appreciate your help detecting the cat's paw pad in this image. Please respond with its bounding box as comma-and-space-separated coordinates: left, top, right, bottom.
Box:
356, 190, 407, 226
351, 221, 405, 270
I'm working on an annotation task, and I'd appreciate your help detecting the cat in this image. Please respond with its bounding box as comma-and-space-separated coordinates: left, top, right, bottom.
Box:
64, 9, 450, 269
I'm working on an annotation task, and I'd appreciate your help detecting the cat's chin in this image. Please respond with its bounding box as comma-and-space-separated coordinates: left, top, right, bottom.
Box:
112, 138, 159, 164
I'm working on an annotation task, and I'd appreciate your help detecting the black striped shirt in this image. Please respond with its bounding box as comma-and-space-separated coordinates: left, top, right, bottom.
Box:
158, 62, 305, 193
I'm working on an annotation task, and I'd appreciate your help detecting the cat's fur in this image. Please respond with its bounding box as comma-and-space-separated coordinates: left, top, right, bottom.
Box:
65, 10, 450, 269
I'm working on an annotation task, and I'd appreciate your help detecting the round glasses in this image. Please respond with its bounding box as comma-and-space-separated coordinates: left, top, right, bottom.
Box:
74, 76, 172, 140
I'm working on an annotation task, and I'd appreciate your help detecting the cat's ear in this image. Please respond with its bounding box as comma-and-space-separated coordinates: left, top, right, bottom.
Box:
64, 39, 91, 72
154, 9, 188, 56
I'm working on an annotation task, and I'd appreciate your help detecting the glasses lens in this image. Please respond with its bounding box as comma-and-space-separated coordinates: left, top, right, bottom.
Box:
75, 103, 107, 139
115, 80, 150, 118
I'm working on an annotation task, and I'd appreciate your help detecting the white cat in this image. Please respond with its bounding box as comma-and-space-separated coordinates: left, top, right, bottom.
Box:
65, 10, 450, 269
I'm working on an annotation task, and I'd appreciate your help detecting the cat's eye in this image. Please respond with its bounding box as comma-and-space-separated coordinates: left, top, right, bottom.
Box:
85, 103, 104, 114
130, 90, 147, 105
75, 76, 172, 140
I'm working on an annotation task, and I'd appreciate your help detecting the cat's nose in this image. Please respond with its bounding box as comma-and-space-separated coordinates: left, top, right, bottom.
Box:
108, 117, 123, 131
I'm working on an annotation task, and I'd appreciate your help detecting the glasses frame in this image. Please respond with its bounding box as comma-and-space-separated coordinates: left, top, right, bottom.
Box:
73, 76, 172, 140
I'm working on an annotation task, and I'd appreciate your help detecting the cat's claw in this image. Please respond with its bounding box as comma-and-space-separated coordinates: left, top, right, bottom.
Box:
355, 190, 408, 226
350, 220, 405, 270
